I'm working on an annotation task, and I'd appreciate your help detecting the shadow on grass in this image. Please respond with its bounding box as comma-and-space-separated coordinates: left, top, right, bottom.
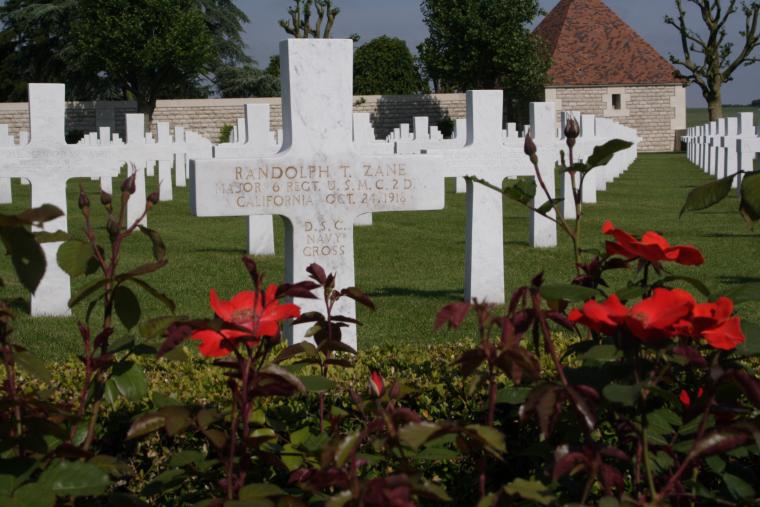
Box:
192, 248, 247, 254
7, 298, 30, 315
718, 276, 760, 285
368, 287, 462, 300
701, 233, 759, 238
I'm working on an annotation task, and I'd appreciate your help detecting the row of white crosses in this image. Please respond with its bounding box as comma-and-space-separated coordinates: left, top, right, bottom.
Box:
0, 84, 187, 317
190, 39, 560, 348
682, 113, 759, 188
558, 111, 641, 219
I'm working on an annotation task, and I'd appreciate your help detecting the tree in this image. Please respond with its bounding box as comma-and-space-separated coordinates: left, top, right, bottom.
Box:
0, 0, 251, 102
215, 64, 281, 98
73, 0, 216, 122
279, 0, 340, 38
665, 0, 760, 120
354, 36, 425, 95
417, 0, 550, 122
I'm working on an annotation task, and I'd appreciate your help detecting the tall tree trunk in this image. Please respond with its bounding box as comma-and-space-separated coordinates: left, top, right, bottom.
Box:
136, 98, 157, 133
706, 86, 723, 121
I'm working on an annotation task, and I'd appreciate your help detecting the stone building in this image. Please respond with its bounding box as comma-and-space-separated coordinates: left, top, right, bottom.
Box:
535, 0, 686, 152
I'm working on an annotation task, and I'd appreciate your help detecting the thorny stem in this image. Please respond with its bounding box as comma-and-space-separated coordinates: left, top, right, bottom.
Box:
568, 144, 584, 271
2, 342, 23, 450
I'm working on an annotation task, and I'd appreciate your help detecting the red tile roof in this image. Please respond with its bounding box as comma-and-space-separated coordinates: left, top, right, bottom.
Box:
534, 0, 683, 86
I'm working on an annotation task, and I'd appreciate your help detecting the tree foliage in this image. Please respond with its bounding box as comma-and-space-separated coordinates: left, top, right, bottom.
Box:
0, 0, 251, 106
279, 0, 340, 38
72, 0, 217, 120
216, 64, 281, 98
353, 36, 425, 95
665, 0, 760, 120
417, 0, 550, 121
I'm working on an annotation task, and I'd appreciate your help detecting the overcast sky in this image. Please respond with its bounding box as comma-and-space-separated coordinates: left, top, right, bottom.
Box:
235, 0, 759, 107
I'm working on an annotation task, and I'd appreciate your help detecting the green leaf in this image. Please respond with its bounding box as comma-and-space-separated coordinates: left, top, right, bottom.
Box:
138, 225, 166, 261
15, 350, 51, 382
139, 315, 181, 339
335, 432, 361, 467
325, 491, 352, 507
503, 478, 555, 506
399, 422, 441, 450
603, 383, 641, 406
466, 424, 506, 454
239, 483, 286, 499
298, 375, 334, 393
540, 283, 600, 302
586, 139, 633, 168
225, 500, 275, 507
68, 278, 108, 308
141, 468, 186, 497
416, 446, 458, 460
35, 231, 70, 243
113, 285, 141, 329
16, 205, 64, 225
495, 386, 531, 405
503, 178, 536, 205
0, 227, 46, 293
735, 321, 760, 357
37, 460, 111, 497
582, 344, 622, 363
110, 361, 148, 402
107, 493, 150, 507
723, 472, 755, 500
536, 198, 563, 215
167, 451, 204, 469
57, 240, 97, 278
127, 412, 167, 440
127, 278, 176, 312
11, 483, 54, 507
680, 176, 734, 216
740, 172, 760, 226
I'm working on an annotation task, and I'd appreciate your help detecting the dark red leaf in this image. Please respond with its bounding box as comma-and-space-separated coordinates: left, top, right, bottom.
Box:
277, 281, 320, 299
306, 263, 327, 284
546, 311, 574, 330
553, 452, 588, 480
673, 345, 708, 367
690, 428, 751, 458
732, 370, 760, 408
158, 323, 193, 358
455, 348, 486, 377
341, 287, 375, 310
599, 463, 624, 495
435, 302, 472, 330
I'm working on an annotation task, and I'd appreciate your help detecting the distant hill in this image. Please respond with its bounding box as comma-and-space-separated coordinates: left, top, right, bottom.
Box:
687, 106, 759, 127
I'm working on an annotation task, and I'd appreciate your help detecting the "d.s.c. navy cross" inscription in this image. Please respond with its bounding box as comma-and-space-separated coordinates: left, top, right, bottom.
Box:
190, 39, 445, 349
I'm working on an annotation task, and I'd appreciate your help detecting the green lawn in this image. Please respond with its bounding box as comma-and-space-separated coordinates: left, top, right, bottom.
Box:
2, 153, 759, 361
687, 106, 759, 127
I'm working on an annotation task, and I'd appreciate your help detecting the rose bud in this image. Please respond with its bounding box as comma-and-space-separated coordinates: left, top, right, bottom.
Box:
121, 172, 137, 195
564, 117, 579, 149
100, 190, 112, 207
369, 371, 384, 398
147, 190, 160, 206
523, 134, 539, 165
78, 186, 90, 211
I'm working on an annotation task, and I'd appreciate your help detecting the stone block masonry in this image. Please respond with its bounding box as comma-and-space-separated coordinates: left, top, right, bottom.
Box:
0, 94, 468, 144
545, 84, 686, 152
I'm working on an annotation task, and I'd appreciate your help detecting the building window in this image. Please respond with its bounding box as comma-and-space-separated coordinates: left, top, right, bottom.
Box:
612, 93, 622, 110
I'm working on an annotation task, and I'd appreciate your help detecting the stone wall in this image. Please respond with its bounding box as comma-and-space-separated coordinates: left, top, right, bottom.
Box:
0, 94, 468, 144
544, 84, 687, 152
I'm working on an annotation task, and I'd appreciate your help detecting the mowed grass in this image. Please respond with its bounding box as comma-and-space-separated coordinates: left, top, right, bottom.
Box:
2, 152, 760, 361
687, 106, 759, 127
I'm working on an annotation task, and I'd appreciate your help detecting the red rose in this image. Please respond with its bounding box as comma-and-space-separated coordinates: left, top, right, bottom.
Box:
192, 285, 300, 357
626, 288, 695, 344
602, 221, 704, 266
568, 294, 628, 335
369, 371, 385, 397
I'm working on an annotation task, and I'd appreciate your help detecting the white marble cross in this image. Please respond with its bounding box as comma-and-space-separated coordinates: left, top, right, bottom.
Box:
0, 125, 13, 204
431, 90, 556, 304
0, 84, 123, 316
190, 39, 445, 349
738, 113, 759, 186
214, 103, 278, 256
156, 122, 174, 201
